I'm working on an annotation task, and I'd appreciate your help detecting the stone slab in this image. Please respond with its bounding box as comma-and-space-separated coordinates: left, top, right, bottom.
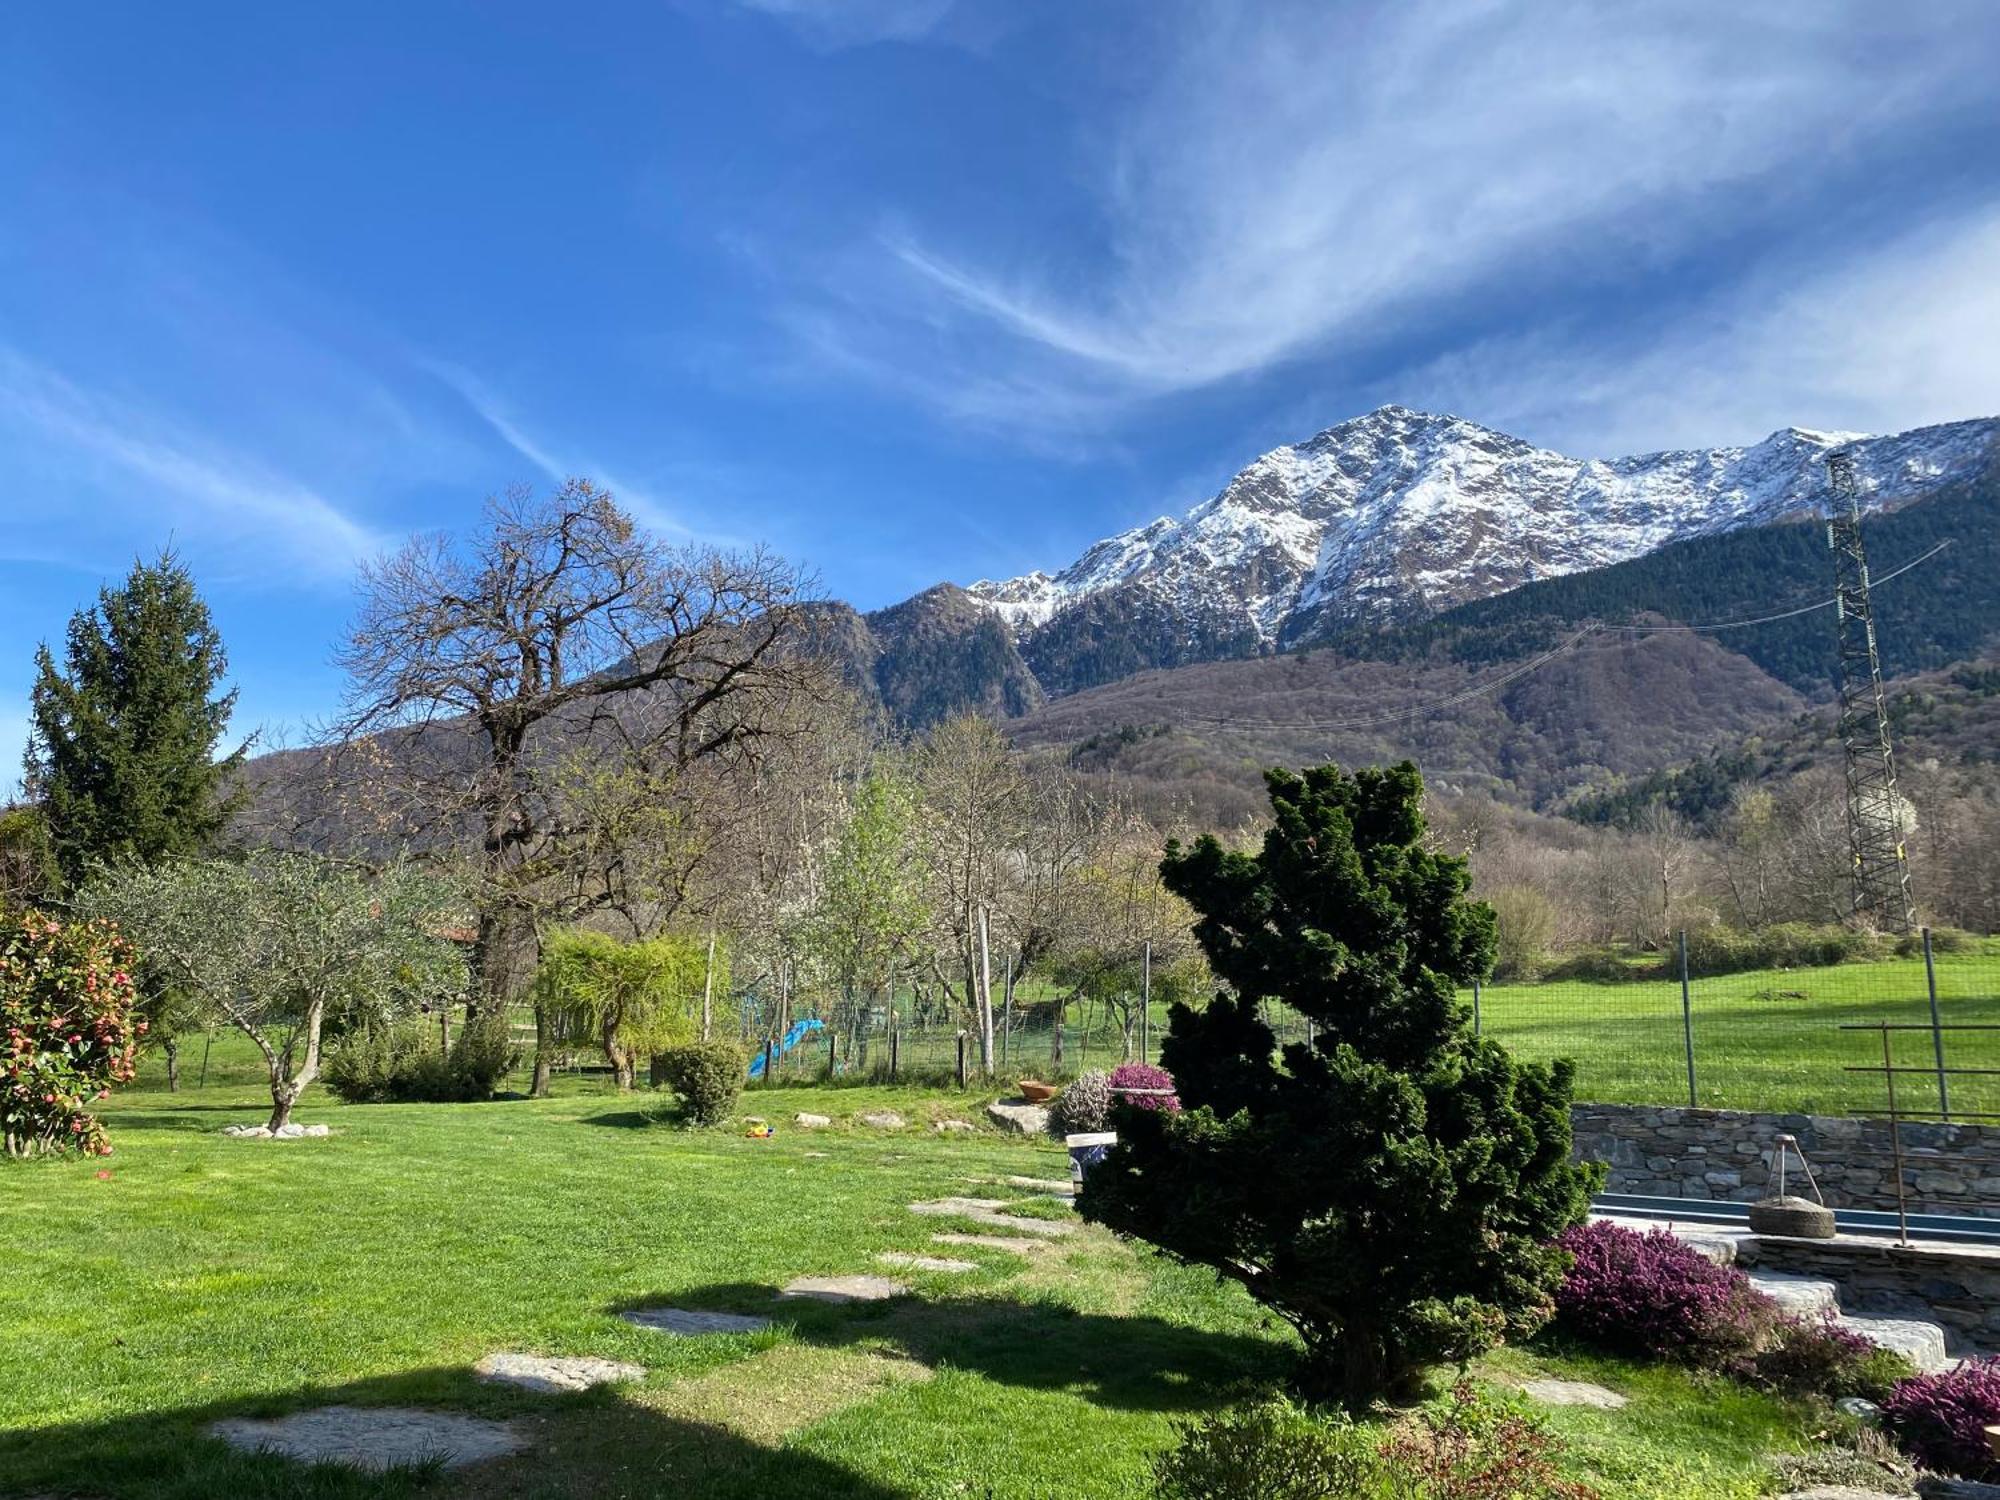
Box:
473, 1353, 643, 1393
1747, 1271, 1841, 1316
932, 1233, 1055, 1255
857, 1110, 906, 1130
1006, 1175, 1075, 1196
620, 1308, 773, 1336
932, 1119, 977, 1133
793, 1112, 831, 1128
210, 1406, 527, 1471
908, 1197, 1009, 1215
1520, 1378, 1627, 1410
875, 1252, 978, 1273
224, 1123, 331, 1139
1837, 1315, 1951, 1374
986, 1100, 1051, 1136
779, 1274, 906, 1303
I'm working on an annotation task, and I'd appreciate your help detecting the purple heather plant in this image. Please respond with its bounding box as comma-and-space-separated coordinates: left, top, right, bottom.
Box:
1108, 1061, 1179, 1113
1554, 1221, 1777, 1369
1882, 1357, 2000, 1479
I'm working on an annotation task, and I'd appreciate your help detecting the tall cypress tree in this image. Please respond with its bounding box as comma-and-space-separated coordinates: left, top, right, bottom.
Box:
24, 551, 246, 890
1080, 762, 1598, 1407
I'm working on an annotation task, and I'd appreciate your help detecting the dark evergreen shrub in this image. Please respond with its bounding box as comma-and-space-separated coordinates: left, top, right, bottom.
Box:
1083, 763, 1598, 1406
1150, 1397, 1374, 1500
658, 1040, 745, 1125
324, 1013, 516, 1104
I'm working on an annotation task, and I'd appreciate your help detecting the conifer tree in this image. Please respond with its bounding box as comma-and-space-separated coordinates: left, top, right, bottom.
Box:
1080, 762, 1597, 1407
24, 551, 245, 890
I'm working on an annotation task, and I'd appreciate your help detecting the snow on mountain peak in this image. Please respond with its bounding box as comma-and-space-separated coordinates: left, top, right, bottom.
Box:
963, 411, 1997, 648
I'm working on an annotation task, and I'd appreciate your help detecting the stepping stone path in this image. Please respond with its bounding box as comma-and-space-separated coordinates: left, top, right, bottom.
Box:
985, 1100, 1050, 1135
780, 1274, 906, 1303
875, 1252, 978, 1273
858, 1110, 906, 1130
223, 1123, 331, 1139
474, 1353, 643, 1393
620, 1308, 772, 1336
794, 1112, 831, 1128
908, 1198, 1073, 1238
932, 1232, 1056, 1256
1006, 1175, 1075, 1196
803, 1151, 830, 1159
1746, 1271, 1841, 1316
1520, 1378, 1626, 1410
210, 1406, 527, 1471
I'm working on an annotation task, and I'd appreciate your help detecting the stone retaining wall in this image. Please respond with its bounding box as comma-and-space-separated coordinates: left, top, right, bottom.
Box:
1572, 1103, 2000, 1219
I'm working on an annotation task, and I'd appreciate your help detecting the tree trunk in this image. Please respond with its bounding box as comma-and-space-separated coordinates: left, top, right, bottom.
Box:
531, 1003, 554, 1099
472, 904, 531, 1017
164, 1035, 180, 1093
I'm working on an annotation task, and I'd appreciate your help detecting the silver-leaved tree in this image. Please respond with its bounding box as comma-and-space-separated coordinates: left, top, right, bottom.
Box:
80, 854, 466, 1129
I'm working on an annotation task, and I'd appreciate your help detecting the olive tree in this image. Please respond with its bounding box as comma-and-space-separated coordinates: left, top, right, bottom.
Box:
79, 855, 467, 1129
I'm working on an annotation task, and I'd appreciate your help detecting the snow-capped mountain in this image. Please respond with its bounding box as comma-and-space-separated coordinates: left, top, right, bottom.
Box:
967, 407, 1998, 650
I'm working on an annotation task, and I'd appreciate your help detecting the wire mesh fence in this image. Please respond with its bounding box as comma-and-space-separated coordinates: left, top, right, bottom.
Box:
521, 932, 2000, 1115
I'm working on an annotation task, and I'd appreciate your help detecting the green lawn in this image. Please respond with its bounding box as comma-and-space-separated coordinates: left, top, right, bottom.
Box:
0, 1070, 1867, 1500
1466, 946, 2000, 1116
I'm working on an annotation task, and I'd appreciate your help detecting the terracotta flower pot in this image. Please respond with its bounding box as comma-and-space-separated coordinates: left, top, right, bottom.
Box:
1017, 1079, 1058, 1104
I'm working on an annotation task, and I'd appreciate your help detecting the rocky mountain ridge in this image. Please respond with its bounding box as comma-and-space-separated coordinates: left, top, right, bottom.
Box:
963, 406, 1997, 692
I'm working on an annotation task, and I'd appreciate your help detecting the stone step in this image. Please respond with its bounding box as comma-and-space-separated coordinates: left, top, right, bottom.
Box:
1746, 1271, 1841, 1317
1836, 1314, 1952, 1374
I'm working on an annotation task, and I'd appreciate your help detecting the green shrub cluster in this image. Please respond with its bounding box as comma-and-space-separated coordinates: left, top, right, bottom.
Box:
1153, 1385, 1595, 1499
1682, 923, 1883, 976
657, 1039, 745, 1125
324, 1013, 517, 1104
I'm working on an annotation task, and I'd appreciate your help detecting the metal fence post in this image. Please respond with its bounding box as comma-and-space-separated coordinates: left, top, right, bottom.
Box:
1678, 929, 1697, 1108
1471, 979, 1482, 1038
955, 1030, 968, 1089
1002, 956, 1013, 1069
1922, 926, 1951, 1120
1141, 941, 1152, 1062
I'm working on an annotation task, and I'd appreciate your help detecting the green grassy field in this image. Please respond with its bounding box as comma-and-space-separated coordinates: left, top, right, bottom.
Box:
1468, 945, 2000, 1116
0, 1069, 1874, 1500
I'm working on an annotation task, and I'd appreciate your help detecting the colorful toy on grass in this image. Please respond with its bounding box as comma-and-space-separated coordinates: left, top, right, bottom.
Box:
744, 1122, 776, 1139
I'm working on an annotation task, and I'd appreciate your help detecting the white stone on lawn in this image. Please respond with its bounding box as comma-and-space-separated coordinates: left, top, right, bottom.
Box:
209, 1406, 527, 1471
932, 1233, 1054, 1255
224, 1123, 330, 1139
875, 1252, 978, 1273
794, 1112, 832, 1128
908, 1198, 1073, 1237
1521, 1378, 1627, 1410
779, 1274, 906, 1303
858, 1110, 906, 1130
473, 1353, 643, 1393
985, 1100, 1050, 1135
932, 1119, 977, 1133
1006, 1175, 1075, 1196
620, 1308, 773, 1336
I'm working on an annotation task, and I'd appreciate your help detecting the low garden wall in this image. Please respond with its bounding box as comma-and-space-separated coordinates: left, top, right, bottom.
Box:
1572, 1103, 2000, 1219
1739, 1234, 2000, 1349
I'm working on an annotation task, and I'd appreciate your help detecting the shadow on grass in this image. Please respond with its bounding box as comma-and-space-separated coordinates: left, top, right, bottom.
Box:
0, 1365, 906, 1500
575, 1109, 662, 1130
616, 1282, 1288, 1414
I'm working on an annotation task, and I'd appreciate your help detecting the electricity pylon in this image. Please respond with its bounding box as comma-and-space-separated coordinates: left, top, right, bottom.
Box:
1825, 449, 1916, 933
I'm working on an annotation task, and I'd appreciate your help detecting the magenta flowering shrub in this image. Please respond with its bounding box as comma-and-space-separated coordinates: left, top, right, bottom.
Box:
1, 909, 142, 1158
1108, 1061, 1179, 1113
1882, 1357, 2000, 1478
1553, 1220, 1776, 1368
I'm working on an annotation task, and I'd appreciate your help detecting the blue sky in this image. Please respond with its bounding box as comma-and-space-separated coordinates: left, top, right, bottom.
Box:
4, 1, 1998, 780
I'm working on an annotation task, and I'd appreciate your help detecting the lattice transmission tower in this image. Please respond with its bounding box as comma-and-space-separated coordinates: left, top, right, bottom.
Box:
1825, 449, 1916, 933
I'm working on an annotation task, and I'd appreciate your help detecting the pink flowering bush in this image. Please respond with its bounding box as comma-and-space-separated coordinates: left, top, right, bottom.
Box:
1553, 1220, 1777, 1369
1882, 1357, 2000, 1478
1, 909, 141, 1158
1108, 1061, 1179, 1113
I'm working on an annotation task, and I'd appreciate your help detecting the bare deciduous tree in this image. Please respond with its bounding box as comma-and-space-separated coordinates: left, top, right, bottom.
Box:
330, 481, 818, 1039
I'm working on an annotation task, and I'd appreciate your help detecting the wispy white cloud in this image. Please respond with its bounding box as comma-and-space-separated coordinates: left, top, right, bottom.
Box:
421, 359, 697, 539
782, 1, 1999, 438
0, 349, 387, 579
1390, 207, 2000, 455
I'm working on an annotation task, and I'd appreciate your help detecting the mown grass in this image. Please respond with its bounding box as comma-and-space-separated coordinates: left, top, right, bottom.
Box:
0, 1072, 1880, 1499
1467, 946, 2000, 1115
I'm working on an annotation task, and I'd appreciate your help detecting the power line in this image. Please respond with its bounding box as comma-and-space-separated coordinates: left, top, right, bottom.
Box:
1181, 538, 1955, 734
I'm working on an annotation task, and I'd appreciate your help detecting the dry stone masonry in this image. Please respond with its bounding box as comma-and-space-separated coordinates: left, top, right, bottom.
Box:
1573, 1104, 2000, 1218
